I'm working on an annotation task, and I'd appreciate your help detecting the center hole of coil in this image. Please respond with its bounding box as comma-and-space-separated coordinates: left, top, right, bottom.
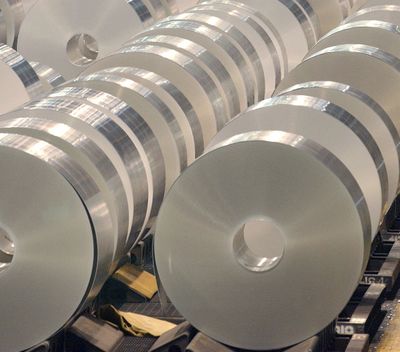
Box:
66, 33, 99, 66
233, 218, 285, 273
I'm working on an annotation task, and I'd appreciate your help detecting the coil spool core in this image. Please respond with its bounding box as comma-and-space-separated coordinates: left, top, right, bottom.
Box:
66, 33, 99, 66
233, 218, 285, 272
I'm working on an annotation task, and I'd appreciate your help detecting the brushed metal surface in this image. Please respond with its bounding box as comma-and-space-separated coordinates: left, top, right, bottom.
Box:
156, 129, 370, 350
17, 0, 156, 78
0, 133, 95, 352
279, 81, 400, 209
84, 44, 223, 146
209, 95, 384, 240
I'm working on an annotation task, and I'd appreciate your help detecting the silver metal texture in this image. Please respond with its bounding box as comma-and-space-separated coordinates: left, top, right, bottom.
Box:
276, 45, 400, 149
155, 129, 371, 350
191, 0, 281, 96
99, 66, 203, 159
279, 81, 400, 209
129, 32, 242, 120
21, 97, 144, 240
45, 87, 154, 246
83, 44, 225, 146
70, 70, 182, 193
0, 133, 96, 352
0, 43, 43, 114
1, 109, 126, 264
345, 4, 400, 24
209, 95, 385, 239
17, 0, 157, 79
29, 61, 65, 91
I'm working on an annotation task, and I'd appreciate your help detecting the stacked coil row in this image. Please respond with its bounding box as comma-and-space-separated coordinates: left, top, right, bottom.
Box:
155, 0, 400, 350
0, 1, 352, 351
0, 0, 197, 78
0, 43, 65, 115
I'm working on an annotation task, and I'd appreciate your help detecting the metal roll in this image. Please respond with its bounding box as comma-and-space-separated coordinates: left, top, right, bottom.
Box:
45, 87, 154, 246
48, 86, 160, 232
235, 0, 310, 70
21, 98, 146, 241
29, 61, 65, 91
191, 0, 281, 96
130, 33, 242, 120
91, 66, 197, 164
0, 133, 97, 352
17, 0, 156, 79
155, 130, 370, 350
170, 12, 260, 104
294, 0, 320, 40
279, 81, 400, 208
276, 45, 400, 146
306, 0, 343, 35
0, 110, 127, 264
208, 95, 385, 239
0, 43, 43, 114
345, 4, 400, 24
308, 21, 400, 58
84, 44, 224, 146
69, 70, 182, 193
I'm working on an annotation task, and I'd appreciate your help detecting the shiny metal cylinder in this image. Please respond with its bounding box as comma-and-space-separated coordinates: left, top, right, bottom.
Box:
155, 129, 371, 350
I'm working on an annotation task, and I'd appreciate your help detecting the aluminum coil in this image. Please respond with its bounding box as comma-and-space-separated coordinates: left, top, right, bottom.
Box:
188, 1, 282, 96
155, 129, 371, 350
69, 70, 182, 193
209, 95, 385, 239
83, 44, 224, 145
0, 43, 43, 114
279, 81, 400, 207
17, 0, 156, 79
0, 110, 126, 265
276, 45, 400, 144
345, 4, 400, 23
30, 61, 65, 91
308, 21, 400, 58
0, 133, 96, 352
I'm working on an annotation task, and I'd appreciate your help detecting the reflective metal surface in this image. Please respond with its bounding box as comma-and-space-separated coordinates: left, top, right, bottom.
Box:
29, 61, 65, 92
192, 1, 281, 96
17, 0, 159, 79
0, 133, 95, 352
71, 70, 181, 193
23, 98, 139, 238
0, 44, 43, 114
239, 0, 310, 70
43, 88, 153, 246
84, 44, 222, 146
130, 32, 242, 120
209, 95, 384, 239
170, 12, 261, 103
345, 4, 400, 24
156, 129, 370, 350
308, 20, 400, 59
106, 66, 203, 159
1, 109, 127, 262
55, 84, 166, 220
295, 0, 320, 40
306, 0, 343, 36
276, 44, 400, 145
279, 81, 400, 208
